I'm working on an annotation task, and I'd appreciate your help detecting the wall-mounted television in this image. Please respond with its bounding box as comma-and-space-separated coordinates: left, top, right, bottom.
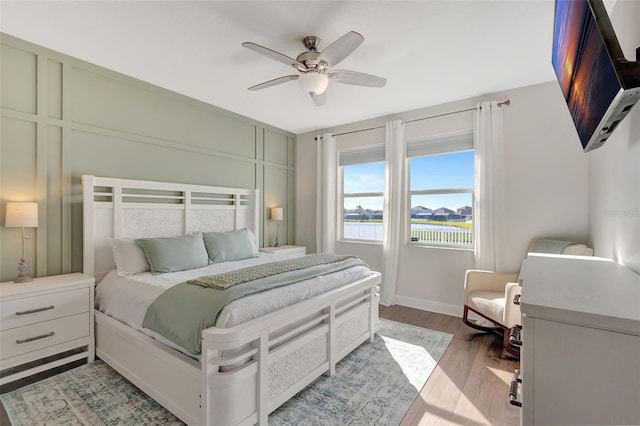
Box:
552, 0, 640, 152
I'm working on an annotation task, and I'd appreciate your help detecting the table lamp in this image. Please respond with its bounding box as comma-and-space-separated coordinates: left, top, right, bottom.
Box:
270, 207, 283, 247
5, 202, 38, 283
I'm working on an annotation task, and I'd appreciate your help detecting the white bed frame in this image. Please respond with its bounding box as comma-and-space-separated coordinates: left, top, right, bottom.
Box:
82, 175, 381, 426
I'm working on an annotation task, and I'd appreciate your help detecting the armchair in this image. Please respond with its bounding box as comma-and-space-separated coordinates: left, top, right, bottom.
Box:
463, 239, 593, 357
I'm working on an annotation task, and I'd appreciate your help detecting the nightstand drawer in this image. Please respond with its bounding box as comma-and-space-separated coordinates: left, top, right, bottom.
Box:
0, 288, 89, 331
0, 312, 90, 360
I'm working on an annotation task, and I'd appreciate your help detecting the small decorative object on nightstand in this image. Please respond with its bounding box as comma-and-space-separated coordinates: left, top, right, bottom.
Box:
270, 207, 284, 247
0, 273, 95, 385
260, 245, 306, 259
4, 202, 38, 283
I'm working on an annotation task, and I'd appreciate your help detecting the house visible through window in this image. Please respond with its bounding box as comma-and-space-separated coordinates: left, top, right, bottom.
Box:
408, 130, 474, 248
339, 146, 385, 242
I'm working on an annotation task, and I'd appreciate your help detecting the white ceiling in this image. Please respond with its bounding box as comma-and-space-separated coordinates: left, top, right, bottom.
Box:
2, 1, 560, 134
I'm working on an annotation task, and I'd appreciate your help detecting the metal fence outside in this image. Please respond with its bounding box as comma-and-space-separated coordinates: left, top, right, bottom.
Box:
343, 222, 473, 247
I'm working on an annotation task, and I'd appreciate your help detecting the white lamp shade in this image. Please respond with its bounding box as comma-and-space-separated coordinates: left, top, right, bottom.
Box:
5, 202, 38, 228
270, 207, 284, 221
298, 72, 328, 95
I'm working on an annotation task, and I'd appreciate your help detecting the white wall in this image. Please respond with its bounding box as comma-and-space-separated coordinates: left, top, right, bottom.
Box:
502, 83, 591, 269
588, 0, 640, 274
296, 81, 589, 315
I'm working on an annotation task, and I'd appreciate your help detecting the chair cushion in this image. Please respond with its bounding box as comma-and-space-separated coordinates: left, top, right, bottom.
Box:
466, 290, 505, 325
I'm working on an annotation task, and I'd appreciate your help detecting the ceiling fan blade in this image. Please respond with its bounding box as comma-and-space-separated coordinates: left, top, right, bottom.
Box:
242, 42, 306, 70
317, 31, 364, 67
248, 75, 299, 91
329, 69, 387, 88
311, 91, 327, 106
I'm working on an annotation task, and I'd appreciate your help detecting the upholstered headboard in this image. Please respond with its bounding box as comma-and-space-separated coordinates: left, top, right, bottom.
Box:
82, 175, 259, 281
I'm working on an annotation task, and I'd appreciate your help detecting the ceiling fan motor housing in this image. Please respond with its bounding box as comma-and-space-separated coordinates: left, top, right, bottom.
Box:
296, 51, 326, 71
297, 37, 328, 71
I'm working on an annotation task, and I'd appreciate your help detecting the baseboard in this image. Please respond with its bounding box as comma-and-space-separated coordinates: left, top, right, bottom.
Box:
394, 295, 463, 318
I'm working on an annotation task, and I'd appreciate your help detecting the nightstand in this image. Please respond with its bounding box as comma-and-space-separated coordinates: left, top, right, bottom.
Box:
259, 245, 307, 259
0, 273, 95, 385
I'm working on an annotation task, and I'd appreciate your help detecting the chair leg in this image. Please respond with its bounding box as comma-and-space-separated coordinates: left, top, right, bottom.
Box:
463, 305, 501, 333
464, 306, 521, 359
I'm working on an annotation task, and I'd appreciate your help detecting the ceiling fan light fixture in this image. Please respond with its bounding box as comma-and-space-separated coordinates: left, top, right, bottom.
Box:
298, 72, 328, 95
243, 31, 386, 106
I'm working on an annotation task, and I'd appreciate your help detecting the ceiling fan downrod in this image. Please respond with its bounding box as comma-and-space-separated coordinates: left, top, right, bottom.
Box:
302, 36, 321, 51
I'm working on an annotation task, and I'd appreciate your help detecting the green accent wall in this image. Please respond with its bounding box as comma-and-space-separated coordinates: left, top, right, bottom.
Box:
0, 33, 296, 282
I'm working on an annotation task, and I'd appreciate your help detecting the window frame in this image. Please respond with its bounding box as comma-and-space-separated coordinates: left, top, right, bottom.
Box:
406, 131, 475, 249
338, 146, 385, 243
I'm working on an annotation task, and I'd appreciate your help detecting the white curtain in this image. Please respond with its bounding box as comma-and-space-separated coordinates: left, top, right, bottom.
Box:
380, 120, 405, 306
316, 133, 337, 254
473, 101, 506, 271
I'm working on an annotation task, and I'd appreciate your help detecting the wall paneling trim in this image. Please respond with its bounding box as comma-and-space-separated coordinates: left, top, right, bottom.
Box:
0, 33, 296, 281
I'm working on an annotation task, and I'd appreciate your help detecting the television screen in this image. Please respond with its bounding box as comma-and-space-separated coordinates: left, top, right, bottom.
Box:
552, 0, 623, 151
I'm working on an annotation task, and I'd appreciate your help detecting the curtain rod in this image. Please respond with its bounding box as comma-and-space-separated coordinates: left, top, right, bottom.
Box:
315, 99, 510, 140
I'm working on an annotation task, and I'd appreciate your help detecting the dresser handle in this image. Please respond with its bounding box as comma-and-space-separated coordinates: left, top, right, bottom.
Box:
513, 294, 521, 305
509, 325, 523, 348
509, 369, 522, 407
16, 332, 55, 344
16, 305, 55, 315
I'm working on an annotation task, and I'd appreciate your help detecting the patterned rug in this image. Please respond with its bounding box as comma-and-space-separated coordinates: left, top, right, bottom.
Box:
1, 319, 452, 425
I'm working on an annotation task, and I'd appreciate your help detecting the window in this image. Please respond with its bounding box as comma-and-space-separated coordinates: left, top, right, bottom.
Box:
407, 131, 474, 248
339, 146, 385, 242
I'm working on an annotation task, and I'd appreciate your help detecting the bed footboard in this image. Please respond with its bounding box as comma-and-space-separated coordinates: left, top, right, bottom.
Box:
201, 273, 381, 426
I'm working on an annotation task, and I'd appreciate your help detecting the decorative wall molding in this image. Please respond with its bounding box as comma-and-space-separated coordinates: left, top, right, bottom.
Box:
0, 33, 296, 282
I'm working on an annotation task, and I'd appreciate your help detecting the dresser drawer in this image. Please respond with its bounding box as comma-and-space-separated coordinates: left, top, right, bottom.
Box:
0, 312, 89, 360
0, 288, 89, 331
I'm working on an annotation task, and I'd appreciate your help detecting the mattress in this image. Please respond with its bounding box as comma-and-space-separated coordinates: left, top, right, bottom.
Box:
95, 252, 372, 357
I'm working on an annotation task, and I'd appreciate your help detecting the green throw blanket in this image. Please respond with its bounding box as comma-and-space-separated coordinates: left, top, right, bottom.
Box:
142, 254, 368, 355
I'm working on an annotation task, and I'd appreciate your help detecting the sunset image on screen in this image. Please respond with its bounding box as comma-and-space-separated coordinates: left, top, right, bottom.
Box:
551, 0, 621, 148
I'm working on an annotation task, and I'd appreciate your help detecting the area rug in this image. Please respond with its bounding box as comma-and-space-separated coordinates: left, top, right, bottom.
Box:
1, 319, 452, 425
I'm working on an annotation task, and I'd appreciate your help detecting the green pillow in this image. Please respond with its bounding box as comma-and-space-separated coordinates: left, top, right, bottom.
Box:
136, 233, 209, 274
203, 228, 256, 264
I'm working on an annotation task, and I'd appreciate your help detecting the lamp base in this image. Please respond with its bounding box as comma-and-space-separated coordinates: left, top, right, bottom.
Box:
15, 257, 33, 283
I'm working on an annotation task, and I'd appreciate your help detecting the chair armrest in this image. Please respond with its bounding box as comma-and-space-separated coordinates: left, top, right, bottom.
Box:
464, 270, 520, 297
504, 282, 522, 327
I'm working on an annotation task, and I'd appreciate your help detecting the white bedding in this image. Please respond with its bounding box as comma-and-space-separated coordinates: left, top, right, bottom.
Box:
95, 253, 372, 356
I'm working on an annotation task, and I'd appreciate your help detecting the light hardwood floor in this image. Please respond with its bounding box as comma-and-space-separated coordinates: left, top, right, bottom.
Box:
1, 306, 520, 425
380, 305, 521, 426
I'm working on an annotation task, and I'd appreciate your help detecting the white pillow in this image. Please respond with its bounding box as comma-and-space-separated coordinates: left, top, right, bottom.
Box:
108, 238, 150, 275
244, 228, 259, 254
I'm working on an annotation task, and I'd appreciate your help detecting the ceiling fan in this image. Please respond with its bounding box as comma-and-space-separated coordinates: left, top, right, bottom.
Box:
242, 31, 387, 106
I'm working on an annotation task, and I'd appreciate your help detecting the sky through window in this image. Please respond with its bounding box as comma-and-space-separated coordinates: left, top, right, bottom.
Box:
343, 151, 474, 211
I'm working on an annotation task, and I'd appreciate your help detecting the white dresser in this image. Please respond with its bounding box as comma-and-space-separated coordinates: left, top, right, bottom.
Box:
0, 273, 95, 385
518, 254, 640, 425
